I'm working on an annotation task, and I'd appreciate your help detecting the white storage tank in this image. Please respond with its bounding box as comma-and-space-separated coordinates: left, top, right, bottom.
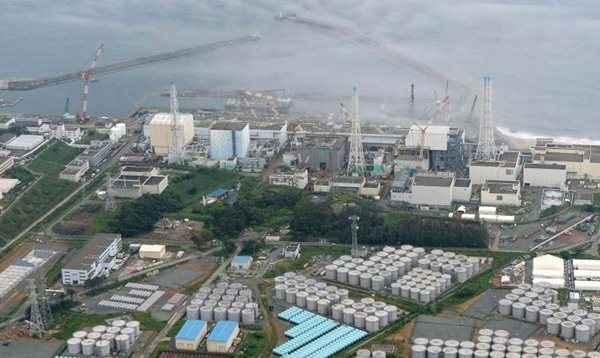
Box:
186, 305, 200, 320
67, 338, 82, 355
365, 315, 379, 333
81, 339, 96, 356
242, 308, 255, 324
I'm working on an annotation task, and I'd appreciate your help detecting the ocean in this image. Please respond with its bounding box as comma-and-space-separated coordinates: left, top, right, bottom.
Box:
2, 0, 600, 142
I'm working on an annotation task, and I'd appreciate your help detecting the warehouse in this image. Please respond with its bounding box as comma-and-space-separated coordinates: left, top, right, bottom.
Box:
139, 245, 166, 259
231, 256, 253, 271
480, 180, 521, 207
523, 163, 567, 189
149, 112, 195, 156
4, 134, 44, 151
209, 121, 250, 160
61, 234, 122, 286
175, 319, 207, 351
207, 320, 239, 353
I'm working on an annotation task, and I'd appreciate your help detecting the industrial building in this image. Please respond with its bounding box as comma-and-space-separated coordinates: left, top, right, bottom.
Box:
175, 319, 207, 351
523, 163, 567, 189
0, 156, 14, 175
59, 158, 90, 182
148, 112, 194, 156
61, 233, 122, 286
209, 121, 250, 160
80, 140, 112, 167
530, 140, 600, 179
4, 134, 45, 151
230, 256, 253, 271
206, 320, 239, 353
480, 180, 521, 206
299, 136, 347, 172
469, 151, 522, 185
108, 167, 169, 199
269, 168, 309, 189
139, 245, 166, 259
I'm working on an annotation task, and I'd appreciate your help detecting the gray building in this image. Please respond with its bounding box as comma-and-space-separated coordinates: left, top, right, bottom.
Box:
300, 136, 347, 172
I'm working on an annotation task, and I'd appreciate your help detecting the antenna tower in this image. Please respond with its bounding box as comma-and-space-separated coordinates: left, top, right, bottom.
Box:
475, 76, 496, 160
347, 86, 366, 176
168, 84, 185, 164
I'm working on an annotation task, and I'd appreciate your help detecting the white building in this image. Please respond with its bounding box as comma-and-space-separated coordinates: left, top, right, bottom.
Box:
139, 244, 167, 259
4, 135, 45, 151
480, 180, 521, 207
61, 234, 122, 286
209, 122, 250, 160
532, 254, 565, 289
109, 123, 127, 142
523, 163, 567, 189
148, 112, 194, 156
391, 174, 455, 207
469, 151, 522, 185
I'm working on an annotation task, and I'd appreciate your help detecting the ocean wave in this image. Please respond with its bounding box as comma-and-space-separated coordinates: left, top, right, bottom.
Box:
497, 126, 600, 146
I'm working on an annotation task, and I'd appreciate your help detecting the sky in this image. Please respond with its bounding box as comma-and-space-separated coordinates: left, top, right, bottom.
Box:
2, 0, 600, 141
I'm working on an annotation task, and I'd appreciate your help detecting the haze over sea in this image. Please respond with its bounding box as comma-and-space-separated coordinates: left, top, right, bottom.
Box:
2, 0, 600, 142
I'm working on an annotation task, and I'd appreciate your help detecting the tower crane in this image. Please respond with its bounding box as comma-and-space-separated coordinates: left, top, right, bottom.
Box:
78, 43, 104, 122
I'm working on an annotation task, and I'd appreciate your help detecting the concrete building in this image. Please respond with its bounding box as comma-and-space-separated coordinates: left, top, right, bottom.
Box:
61, 234, 122, 286
4, 135, 44, 151
268, 168, 309, 189
481, 180, 521, 207
391, 173, 455, 207
139, 245, 166, 259
523, 163, 567, 189
149, 112, 194, 156
230, 256, 253, 271
80, 140, 112, 168
469, 151, 522, 185
0, 156, 14, 175
300, 136, 347, 172
175, 320, 208, 351
59, 158, 90, 182
209, 122, 250, 160
452, 178, 472, 202
207, 320, 240, 353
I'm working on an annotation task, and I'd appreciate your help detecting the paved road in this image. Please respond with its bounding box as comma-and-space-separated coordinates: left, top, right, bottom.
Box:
140, 245, 241, 358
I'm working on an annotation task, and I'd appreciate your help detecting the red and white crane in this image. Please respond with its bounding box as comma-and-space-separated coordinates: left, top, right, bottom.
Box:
78, 43, 104, 122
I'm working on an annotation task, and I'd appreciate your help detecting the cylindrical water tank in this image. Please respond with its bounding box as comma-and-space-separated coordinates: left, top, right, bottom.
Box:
228, 307, 241, 322
343, 308, 356, 325
67, 338, 82, 355
575, 324, 590, 343
498, 299, 512, 316
560, 320, 575, 340
242, 308, 255, 324
115, 334, 130, 352
365, 316, 379, 333
411, 345, 427, 358
525, 305, 539, 322
95, 340, 110, 357
511, 302, 526, 319
307, 295, 318, 311
81, 339, 95, 356
354, 312, 367, 329
214, 307, 227, 321
186, 305, 200, 320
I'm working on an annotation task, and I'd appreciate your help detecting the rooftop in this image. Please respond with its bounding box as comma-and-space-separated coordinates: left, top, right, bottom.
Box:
207, 320, 239, 342
63, 234, 121, 271
483, 180, 520, 194
525, 163, 567, 170
413, 175, 453, 187
176, 320, 207, 341
210, 121, 248, 131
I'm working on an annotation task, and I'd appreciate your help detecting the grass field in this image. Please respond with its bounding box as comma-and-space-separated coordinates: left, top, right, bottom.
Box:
0, 141, 82, 243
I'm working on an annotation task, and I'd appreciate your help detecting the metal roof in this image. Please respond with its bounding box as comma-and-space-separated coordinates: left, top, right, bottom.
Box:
175, 320, 206, 341
207, 320, 239, 342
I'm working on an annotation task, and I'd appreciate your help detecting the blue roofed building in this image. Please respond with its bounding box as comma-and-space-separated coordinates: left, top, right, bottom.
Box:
175, 319, 207, 351
207, 320, 240, 353
231, 255, 253, 271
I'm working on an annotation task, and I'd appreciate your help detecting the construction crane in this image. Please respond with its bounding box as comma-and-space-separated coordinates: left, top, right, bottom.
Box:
0, 35, 260, 91
78, 43, 104, 122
